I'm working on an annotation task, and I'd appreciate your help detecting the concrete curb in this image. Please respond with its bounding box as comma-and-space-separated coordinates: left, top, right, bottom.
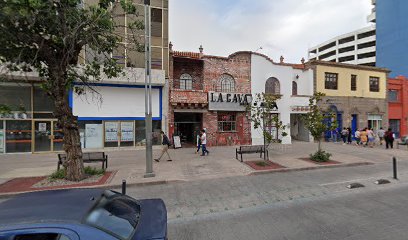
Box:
248, 162, 374, 176
0, 179, 187, 199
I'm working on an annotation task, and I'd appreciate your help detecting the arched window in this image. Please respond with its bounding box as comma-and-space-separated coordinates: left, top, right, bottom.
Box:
292, 81, 298, 95
179, 73, 193, 90
265, 77, 280, 95
218, 74, 235, 92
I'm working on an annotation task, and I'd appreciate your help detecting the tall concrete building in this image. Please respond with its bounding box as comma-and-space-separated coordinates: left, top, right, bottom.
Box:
0, 1, 169, 154
376, 0, 408, 77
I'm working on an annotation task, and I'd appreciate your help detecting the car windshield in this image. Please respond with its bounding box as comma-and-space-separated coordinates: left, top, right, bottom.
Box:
85, 192, 141, 239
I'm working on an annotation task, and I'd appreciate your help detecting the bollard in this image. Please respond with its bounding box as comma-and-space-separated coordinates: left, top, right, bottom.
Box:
122, 180, 127, 195
393, 157, 398, 180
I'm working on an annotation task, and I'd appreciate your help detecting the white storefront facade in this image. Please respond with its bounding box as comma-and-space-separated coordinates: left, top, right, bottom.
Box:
72, 68, 168, 149
251, 53, 314, 144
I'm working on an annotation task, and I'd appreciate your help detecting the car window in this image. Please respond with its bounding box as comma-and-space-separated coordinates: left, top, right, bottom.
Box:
14, 233, 71, 240
86, 195, 141, 239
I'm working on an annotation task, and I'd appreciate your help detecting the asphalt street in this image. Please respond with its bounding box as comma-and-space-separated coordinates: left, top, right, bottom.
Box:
168, 182, 408, 240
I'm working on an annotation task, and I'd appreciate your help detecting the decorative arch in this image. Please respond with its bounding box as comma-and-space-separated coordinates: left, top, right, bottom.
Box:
292, 81, 298, 95
218, 74, 235, 92
265, 77, 280, 95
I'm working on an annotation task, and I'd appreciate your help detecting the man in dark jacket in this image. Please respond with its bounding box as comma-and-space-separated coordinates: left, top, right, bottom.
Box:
155, 131, 172, 162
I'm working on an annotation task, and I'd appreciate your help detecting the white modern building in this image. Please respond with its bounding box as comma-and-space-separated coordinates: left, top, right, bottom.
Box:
308, 1, 377, 67
250, 53, 314, 145
308, 25, 376, 67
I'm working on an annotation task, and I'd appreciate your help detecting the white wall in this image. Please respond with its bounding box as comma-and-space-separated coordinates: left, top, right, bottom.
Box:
73, 85, 161, 118
251, 54, 314, 144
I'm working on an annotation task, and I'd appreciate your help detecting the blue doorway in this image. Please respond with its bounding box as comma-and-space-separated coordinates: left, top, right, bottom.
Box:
351, 114, 358, 139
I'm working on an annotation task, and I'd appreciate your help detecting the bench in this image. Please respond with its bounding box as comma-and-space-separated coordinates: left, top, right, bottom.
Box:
57, 152, 108, 170
236, 145, 268, 162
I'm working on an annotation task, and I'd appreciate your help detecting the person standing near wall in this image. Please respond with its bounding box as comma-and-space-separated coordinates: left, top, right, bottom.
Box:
200, 129, 210, 156
377, 127, 385, 145
155, 131, 172, 162
341, 127, 348, 145
347, 127, 352, 144
385, 128, 395, 149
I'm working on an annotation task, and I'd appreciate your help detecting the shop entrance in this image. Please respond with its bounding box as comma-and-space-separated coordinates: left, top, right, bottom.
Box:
33, 120, 63, 152
104, 121, 135, 148
174, 113, 202, 145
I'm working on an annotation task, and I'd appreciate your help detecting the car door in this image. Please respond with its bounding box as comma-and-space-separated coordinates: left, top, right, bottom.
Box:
0, 227, 80, 240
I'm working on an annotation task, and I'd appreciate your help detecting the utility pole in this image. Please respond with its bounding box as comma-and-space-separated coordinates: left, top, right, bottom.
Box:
144, 0, 155, 178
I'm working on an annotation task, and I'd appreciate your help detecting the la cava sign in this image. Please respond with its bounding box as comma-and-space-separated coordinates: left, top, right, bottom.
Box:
208, 92, 252, 111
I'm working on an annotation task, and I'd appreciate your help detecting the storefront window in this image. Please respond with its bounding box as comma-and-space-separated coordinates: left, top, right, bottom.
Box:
218, 113, 236, 132
6, 120, 32, 153
53, 122, 64, 151
0, 83, 31, 119
135, 120, 162, 146
79, 121, 103, 149
0, 121, 4, 153
33, 86, 55, 112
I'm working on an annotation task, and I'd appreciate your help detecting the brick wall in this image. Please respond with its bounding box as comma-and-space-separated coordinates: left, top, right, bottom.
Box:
169, 51, 253, 146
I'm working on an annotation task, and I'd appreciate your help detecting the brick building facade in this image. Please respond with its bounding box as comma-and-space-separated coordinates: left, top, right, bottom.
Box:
388, 76, 408, 138
168, 45, 252, 147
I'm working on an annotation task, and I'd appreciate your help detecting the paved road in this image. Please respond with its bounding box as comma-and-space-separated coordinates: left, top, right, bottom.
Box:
122, 160, 408, 219
168, 182, 408, 240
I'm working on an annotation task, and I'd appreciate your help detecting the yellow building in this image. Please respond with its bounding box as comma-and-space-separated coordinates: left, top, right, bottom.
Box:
308, 60, 390, 138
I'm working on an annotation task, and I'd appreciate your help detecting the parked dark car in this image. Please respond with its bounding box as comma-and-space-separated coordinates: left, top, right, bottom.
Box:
0, 189, 167, 240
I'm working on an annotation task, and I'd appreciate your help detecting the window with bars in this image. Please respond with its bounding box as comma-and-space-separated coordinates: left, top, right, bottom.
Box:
292, 81, 298, 95
179, 73, 193, 90
217, 113, 236, 132
369, 76, 380, 92
218, 74, 235, 92
351, 75, 357, 91
325, 72, 338, 90
265, 77, 280, 95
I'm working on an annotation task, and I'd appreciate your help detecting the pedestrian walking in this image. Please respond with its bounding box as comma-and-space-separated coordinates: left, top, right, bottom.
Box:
377, 127, 385, 145
196, 132, 202, 154
355, 129, 361, 145
341, 127, 348, 144
367, 128, 375, 148
385, 128, 395, 149
154, 131, 172, 162
360, 128, 368, 147
347, 127, 352, 144
331, 128, 339, 143
200, 129, 210, 156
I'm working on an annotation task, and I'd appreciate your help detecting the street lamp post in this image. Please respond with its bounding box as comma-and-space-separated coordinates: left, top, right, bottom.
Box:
144, 0, 155, 178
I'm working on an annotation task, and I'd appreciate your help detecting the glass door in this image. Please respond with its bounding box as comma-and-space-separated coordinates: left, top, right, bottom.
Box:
120, 121, 134, 147
104, 121, 119, 148
53, 121, 64, 151
0, 121, 4, 153
34, 120, 52, 152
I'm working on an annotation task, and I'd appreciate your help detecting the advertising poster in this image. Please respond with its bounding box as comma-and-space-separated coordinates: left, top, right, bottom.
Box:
173, 136, 182, 149
105, 122, 118, 142
0, 130, 4, 153
86, 124, 103, 148
39, 123, 47, 132
121, 122, 134, 142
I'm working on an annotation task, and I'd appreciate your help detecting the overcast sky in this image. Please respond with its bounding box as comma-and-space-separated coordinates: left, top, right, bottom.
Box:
169, 0, 373, 63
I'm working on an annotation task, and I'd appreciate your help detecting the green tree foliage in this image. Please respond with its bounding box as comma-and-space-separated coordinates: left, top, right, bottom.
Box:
246, 93, 287, 146
302, 92, 337, 159
0, 0, 144, 181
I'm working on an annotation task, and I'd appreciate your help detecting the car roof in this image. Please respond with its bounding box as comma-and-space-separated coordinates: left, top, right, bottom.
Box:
0, 188, 105, 226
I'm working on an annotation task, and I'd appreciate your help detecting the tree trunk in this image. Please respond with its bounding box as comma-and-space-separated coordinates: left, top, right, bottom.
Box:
55, 96, 85, 181
318, 139, 321, 152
